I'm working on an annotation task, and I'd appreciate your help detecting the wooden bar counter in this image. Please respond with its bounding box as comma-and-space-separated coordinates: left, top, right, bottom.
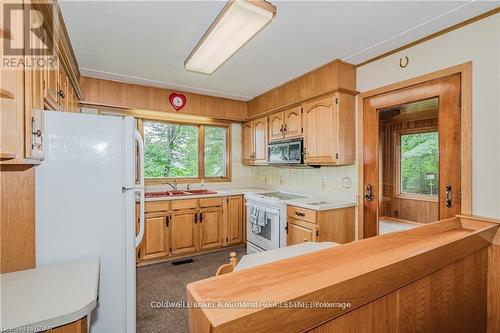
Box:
187, 215, 500, 333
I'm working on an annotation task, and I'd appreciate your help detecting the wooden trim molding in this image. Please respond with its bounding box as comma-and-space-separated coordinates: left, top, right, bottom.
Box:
357, 62, 472, 239
356, 7, 500, 68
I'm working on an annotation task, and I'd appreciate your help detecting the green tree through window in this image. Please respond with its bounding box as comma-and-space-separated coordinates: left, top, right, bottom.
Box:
204, 126, 227, 178
143, 121, 229, 180
400, 131, 439, 196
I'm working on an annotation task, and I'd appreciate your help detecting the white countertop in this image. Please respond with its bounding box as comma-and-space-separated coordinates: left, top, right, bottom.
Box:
235, 242, 338, 271
285, 196, 357, 211
0, 258, 100, 332
144, 187, 357, 211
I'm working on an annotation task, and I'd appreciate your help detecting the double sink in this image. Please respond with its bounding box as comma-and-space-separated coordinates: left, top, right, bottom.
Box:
145, 189, 217, 199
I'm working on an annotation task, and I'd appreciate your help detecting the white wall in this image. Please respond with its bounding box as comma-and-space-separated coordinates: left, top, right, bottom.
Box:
357, 13, 500, 218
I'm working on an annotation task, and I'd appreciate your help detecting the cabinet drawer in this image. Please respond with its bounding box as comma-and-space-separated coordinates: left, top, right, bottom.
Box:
145, 201, 170, 213
171, 199, 198, 210
199, 197, 223, 208
287, 205, 317, 223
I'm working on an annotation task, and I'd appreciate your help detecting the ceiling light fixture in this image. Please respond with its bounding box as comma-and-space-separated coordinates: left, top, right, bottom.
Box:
184, 0, 276, 75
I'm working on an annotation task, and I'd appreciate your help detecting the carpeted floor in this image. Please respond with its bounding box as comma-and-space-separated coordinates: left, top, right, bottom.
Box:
137, 245, 246, 333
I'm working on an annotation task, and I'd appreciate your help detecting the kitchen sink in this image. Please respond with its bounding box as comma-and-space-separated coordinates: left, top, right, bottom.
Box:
145, 189, 217, 198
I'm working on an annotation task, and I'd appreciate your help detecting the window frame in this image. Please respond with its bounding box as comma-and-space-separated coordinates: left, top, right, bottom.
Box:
139, 118, 231, 185
395, 126, 439, 202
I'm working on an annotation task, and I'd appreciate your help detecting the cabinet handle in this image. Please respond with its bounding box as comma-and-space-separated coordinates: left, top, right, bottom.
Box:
295, 211, 306, 217
283, 124, 287, 133
280, 124, 284, 133
58, 90, 65, 99
285, 222, 288, 234
446, 185, 452, 208
166, 215, 170, 227
194, 214, 198, 224
199, 213, 203, 223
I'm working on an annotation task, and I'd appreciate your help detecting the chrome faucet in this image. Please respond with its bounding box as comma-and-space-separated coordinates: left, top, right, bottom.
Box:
165, 180, 177, 190
186, 184, 191, 191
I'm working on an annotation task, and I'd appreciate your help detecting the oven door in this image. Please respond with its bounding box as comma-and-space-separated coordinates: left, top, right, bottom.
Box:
246, 203, 280, 251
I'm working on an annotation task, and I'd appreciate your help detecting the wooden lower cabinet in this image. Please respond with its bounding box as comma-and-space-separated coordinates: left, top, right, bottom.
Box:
223, 196, 243, 245
199, 208, 223, 250
287, 218, 318, 245
137, 196, 245, 264
141, 214, 169, 260
286, 206, 355, 246
170, 210, 198, 255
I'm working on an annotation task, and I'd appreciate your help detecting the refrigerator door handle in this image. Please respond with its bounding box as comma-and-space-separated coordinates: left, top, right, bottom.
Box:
135, 188, 145, 247
135, 130, 145, 190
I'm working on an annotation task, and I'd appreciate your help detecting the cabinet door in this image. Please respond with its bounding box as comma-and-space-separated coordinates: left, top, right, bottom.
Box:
171, 211, 198, 255
269, 111, 284, 141
57, 67, 68, 111
224, 196, 243, 245
142, 215, 169, 260
302, 96, 336, 164
287, 219, 317, 246
284, 106, 302, 138
242, 121, 254, 165
43, 30, 58, 110
253, 116, 268, 164
199, 208, 223, 250
335, 93, 355, 164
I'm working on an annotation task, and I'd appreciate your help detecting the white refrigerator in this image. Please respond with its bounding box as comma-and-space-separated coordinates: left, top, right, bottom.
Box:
36, 111, 145, 333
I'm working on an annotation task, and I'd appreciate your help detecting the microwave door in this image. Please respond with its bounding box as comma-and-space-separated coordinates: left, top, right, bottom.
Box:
288, 142, 302, 163
269, 143, 287, 164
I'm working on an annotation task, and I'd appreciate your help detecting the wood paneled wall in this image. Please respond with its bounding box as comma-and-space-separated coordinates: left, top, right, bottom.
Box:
380, 117, 439, 223
79, 77, 247, 121
0, 165, 35, 273
247, 59, 357, 117
308, 248, 488, 333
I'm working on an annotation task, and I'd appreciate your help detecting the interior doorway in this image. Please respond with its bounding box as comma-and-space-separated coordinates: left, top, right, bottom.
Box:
360, 71, 468, 238
378, 98, 439, 234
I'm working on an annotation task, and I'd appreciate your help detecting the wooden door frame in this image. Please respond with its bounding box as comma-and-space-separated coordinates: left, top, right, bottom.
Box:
357, 62, 472, 239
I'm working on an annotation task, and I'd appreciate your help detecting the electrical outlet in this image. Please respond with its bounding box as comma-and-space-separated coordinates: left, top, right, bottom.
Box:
342, 177, 352, 189
279, 175, 284, 185
320, 177, 327, 190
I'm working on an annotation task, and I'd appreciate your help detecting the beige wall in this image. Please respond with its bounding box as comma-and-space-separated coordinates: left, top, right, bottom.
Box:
357, 13, 500, 219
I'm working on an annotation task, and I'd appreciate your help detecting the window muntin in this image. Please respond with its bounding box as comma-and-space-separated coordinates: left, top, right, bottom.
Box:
400, 131, 439, 196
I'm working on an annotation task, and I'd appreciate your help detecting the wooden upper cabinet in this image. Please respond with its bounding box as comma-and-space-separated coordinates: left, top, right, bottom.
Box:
199, 208, 223, 250
242, 117, 268, 165
42, 30, 59, 110
170, 211, 198, 255
302, 93, 355, 165
269, 111, 285, 141
253, 116, 268, 165
141, 215, 169, 260
284, 106, 302, 138
57, 67, 68, 111
242, 121, 254, 165
268, 106, 303, 141
224, 196, 243, 246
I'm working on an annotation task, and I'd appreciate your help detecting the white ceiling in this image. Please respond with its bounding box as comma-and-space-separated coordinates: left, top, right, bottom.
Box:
59, 1, 499, 101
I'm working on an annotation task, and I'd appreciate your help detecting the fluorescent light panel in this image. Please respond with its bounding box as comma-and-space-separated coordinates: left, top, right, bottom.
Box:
185, 0, 276, 75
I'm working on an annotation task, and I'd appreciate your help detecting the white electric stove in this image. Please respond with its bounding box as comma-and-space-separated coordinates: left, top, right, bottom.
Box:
244, 192, 307, 254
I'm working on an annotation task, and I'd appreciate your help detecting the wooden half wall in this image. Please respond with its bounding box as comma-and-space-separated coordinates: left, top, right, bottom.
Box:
79, 76, 248, 122
187, 215, 500, 333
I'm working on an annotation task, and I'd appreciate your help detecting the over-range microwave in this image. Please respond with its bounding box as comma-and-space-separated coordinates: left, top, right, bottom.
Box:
268, 138, 304, 165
